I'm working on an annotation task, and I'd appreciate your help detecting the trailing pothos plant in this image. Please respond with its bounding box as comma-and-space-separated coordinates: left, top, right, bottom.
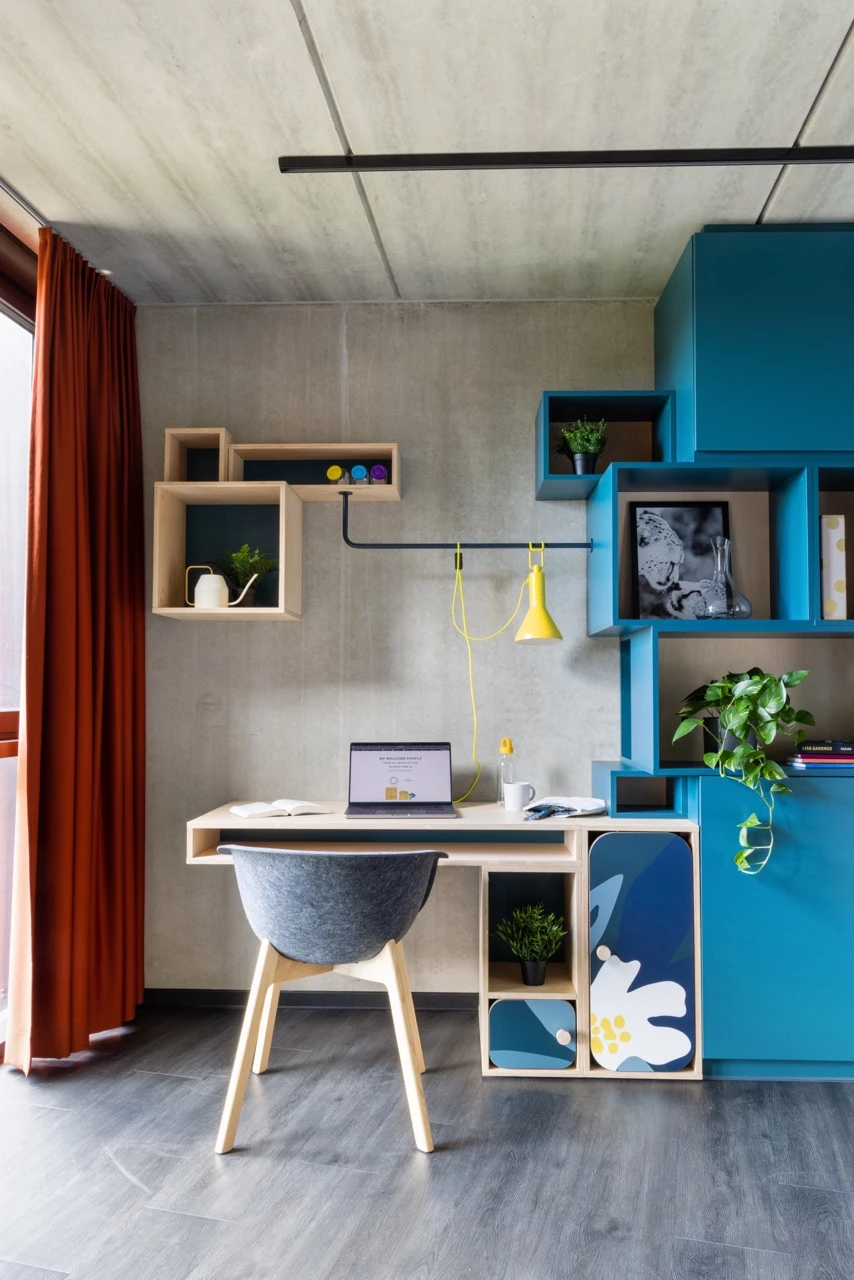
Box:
673, 667, 814, 875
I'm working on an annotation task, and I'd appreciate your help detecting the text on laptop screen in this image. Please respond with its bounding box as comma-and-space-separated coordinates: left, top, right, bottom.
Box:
349, 744, 452, 803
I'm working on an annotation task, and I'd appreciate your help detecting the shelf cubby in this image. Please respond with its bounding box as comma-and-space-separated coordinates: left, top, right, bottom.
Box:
588, 464, 812, 636
227, 442, 401, 501
163, 428, 232, 482
152, 482, 302, 620
535, 391, 674, 500
817, 469, 854, 626
480, 866, 582, 1077
658, 635, 854, 771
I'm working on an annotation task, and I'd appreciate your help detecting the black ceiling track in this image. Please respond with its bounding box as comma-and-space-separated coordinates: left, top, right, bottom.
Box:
279, 146, 854, 175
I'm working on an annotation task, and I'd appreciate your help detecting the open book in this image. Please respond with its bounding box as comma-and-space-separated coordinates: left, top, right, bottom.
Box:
229, 800, 331, 819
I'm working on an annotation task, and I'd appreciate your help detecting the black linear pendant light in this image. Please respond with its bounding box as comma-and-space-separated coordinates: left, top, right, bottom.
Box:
279, 146, 854, 175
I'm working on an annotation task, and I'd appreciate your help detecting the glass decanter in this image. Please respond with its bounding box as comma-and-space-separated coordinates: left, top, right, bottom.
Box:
699, 535, 753, 620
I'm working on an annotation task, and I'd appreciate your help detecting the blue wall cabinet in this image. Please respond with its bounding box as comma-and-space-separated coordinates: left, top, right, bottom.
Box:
698, 774, 854, 1078
488, 999, 576, 1071
589, 832, 700, 1077
655, 228, 854, 460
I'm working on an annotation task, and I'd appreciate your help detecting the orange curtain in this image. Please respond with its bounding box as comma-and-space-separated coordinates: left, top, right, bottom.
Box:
4, 228, 145, 1071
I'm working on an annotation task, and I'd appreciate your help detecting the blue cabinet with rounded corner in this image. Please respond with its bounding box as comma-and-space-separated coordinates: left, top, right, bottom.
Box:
488, 999, 576, 1071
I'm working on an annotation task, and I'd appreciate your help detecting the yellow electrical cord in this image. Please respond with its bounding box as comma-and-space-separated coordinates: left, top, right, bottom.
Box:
450, 542, 532, 802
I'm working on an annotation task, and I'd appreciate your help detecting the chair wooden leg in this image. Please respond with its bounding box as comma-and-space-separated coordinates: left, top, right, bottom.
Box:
379, 941, 434, 1153
216, 940, 280, 1154
395, 943, 426, 1074
253, 982, 281, 1075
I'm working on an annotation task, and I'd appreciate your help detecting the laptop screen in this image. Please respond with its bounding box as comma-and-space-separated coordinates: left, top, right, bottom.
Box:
349, 742, 452, 804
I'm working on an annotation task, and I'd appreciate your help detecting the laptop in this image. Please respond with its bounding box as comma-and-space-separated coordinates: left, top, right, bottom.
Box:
345, 742, 458, 818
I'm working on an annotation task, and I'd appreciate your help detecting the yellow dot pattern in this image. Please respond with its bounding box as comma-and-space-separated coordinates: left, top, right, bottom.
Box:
825, 599, 838, 615
590, 1010, 631, 1062
827, 517, 840, 530
835, 580, 846, 593
838, 538, 846, 552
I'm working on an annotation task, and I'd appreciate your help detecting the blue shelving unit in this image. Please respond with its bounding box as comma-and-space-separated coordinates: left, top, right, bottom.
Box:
534, 390, 674, 500
538, 225, 854, 1079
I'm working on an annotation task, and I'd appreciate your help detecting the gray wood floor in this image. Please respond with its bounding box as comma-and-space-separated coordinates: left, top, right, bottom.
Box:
2, 1008, 854, 1280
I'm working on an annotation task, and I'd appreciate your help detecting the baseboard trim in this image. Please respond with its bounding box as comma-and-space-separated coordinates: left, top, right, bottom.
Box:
143, 988, 478, 1012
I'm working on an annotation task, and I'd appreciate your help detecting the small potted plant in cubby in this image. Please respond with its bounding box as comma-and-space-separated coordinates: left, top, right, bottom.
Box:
495, 903, 567, 986
212, 543, 278, 607
554, 417, 607, 475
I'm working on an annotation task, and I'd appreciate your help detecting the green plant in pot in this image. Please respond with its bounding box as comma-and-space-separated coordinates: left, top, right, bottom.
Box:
494, 903, 567, 985
673, 667, 814, 875
211, 543, 278, 607
554, 417, 607, 476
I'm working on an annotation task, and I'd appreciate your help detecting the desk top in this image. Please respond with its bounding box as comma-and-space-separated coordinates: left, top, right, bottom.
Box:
187, 802, 696, 868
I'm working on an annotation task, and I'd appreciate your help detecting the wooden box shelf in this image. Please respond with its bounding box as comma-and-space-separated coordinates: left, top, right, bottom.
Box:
227, 442, 401, 501
486, 962, 576, 1000
163, 428, 232, 482
152, 481, 302, 620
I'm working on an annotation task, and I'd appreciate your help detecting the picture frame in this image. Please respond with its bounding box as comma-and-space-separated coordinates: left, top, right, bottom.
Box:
629, 501, 730, 620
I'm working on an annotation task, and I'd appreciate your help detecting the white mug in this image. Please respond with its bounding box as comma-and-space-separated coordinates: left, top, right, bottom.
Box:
503, 781, 536, 811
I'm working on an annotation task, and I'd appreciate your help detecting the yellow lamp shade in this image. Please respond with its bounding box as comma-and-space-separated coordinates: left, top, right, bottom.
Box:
514, 565, 563, 645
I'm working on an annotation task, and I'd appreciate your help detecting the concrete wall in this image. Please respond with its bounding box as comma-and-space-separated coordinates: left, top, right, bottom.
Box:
137, 300, 652, 992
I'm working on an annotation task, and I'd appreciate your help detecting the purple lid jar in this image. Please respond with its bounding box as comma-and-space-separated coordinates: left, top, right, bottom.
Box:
370, 464, 388, 484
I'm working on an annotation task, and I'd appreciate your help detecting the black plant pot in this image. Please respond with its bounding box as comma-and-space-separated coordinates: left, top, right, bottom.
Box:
519, 959, 548, 986
702, 721, 757, 756
234, 586, 257, 608
572, 452, 599, 475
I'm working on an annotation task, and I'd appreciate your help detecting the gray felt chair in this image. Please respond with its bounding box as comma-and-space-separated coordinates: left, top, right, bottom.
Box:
215, 845, 447, 1155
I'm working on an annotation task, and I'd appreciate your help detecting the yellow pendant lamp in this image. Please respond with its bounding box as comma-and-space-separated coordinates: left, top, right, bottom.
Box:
515, 545, 563, 645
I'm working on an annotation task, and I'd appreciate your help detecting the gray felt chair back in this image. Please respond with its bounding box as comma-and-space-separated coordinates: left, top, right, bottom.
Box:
218, 845, 447, 965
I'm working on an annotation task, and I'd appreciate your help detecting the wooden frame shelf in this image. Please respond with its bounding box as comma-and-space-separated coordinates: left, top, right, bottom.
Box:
486, 963, 576, 1000
152, 481, 302, 620
163, 428, 232, 482
227, 442, 401, 501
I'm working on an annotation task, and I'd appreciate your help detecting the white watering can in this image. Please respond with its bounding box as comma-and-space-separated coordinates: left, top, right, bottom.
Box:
185, 566, 258, 610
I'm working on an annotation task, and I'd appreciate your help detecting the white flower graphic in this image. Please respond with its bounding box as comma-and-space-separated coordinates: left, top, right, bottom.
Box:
590, 951, 692, 1070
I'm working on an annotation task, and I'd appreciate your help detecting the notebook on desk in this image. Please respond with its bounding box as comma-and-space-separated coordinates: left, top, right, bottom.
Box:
345, 742, 458, 818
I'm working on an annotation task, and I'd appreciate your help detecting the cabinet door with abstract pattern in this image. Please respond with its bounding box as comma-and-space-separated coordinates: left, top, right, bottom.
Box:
588, 831, 700, 1077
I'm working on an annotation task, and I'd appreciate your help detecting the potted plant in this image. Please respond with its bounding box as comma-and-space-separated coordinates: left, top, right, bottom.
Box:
212, 543, 278, 607
554, 417, 607, 475
494, 903, 567, 985
673, 667, 814, 874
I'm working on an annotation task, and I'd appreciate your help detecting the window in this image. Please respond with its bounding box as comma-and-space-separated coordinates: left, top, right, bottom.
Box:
0, 305, 32, 1029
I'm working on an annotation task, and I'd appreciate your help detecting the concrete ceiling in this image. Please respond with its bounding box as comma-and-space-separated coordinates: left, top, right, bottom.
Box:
1, 0, 853, 304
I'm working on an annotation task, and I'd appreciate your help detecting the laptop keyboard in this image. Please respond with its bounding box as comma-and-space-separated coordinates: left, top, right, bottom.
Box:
351, 805, 452, 816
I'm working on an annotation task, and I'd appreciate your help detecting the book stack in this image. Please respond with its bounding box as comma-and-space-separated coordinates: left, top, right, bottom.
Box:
788, 740, 854, 770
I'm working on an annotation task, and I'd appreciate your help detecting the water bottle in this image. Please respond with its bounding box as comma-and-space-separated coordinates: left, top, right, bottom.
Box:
497, 737, 516, 804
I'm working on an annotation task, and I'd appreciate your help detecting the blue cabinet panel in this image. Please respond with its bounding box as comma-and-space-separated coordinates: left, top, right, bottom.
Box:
655, 228, 854, 459
699, 775, 854, 1065
589, 832, 697, 1072
488, 999, 576, 1070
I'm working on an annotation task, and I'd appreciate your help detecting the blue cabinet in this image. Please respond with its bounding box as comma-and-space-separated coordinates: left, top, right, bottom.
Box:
698, 774, 854, 1077
656, 228, 854, 460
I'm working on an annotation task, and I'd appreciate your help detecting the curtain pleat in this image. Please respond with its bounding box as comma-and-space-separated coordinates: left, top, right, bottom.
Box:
4, 228, 145, 1071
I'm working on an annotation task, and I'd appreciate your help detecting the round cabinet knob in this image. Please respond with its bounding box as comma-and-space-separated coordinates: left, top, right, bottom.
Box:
555, 1028, 572, 1046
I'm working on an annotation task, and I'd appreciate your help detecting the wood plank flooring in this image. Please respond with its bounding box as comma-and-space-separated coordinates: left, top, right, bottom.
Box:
2, 1008, 854, 1279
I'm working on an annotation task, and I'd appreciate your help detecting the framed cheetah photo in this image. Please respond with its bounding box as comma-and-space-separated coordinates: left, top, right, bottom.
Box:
629, 501, 730, 620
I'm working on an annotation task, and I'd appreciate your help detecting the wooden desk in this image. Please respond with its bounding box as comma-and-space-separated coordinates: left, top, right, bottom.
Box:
187, 800, 696, 867
186, 802, 701, 1081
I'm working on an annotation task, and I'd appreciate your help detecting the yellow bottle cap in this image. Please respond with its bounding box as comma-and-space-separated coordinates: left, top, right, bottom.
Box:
327, 465, 343, 482
500, 737, 514, 754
